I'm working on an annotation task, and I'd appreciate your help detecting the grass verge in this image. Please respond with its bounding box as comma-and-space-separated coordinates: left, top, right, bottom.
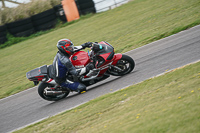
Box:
14, 61, 200, 133
0, 0, 200, 99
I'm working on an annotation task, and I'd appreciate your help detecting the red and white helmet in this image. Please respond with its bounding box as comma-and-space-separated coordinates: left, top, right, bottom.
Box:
57, 39, 74, 55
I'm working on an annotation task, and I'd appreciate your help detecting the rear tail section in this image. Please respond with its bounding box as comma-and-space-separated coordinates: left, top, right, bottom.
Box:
26, 65, 48, 85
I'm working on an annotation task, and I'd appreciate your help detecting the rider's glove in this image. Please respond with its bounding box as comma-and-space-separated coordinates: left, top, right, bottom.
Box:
92, 43, 103, 52
81, 42, 93, 48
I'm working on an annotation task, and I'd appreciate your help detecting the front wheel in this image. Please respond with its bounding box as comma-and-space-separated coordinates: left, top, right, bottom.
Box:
108, 54, 135, 76
38, 82, 70, 101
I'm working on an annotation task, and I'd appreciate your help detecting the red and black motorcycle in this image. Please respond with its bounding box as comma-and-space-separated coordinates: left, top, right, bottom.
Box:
26, 41, 135, 101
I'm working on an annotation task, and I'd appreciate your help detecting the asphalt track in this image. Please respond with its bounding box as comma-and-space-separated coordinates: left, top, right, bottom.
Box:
0, 25, 200, 133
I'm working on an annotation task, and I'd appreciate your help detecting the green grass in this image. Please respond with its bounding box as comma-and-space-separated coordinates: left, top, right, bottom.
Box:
13, 61, 200, 133
0, 0, 200, 99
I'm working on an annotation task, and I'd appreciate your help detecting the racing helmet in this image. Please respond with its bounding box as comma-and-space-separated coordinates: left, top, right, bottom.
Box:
57, 39, 74, 55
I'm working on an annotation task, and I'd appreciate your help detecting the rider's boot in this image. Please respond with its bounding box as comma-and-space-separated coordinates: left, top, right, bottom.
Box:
76, 83, 87, 94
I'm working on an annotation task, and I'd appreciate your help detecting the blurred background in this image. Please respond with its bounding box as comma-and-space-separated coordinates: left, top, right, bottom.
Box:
0, 0, 129, 13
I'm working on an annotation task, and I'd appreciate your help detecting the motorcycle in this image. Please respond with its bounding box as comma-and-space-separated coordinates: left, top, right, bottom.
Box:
26, 41, 135, 101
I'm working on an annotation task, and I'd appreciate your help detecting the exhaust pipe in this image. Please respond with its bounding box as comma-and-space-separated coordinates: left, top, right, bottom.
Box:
44, 90, 63, 96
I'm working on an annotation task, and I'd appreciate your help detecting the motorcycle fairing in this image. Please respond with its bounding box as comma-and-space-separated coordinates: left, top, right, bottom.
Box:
99, 41, 114, 49
70, 41, 123, 81
98, 42, 115, 60
94, 42, 115, 67
111, 54, 123, 66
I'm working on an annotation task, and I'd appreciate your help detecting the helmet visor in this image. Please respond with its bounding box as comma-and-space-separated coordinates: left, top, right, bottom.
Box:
66, 45, 74, 51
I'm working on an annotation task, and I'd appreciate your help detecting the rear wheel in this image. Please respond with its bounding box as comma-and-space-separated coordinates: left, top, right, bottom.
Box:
108, 54, 135, 76
38, 82, 70, 101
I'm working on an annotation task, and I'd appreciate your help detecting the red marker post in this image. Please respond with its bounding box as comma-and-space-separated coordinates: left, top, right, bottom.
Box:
62, 0, 80, 22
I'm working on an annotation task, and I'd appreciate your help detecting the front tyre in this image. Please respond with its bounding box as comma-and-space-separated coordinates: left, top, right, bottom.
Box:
38, 82, 69, 101
108, 54, 135, 76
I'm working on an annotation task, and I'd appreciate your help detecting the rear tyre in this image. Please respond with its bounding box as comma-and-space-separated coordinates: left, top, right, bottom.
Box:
108, 54, 135, 76
38, 82, 69, 101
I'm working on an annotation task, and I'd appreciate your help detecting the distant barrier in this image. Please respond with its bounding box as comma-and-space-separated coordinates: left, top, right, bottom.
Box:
0, 8, 61, 44
75, 0, 96, 15
0, 0, 129, 45
94, 0, 129, 13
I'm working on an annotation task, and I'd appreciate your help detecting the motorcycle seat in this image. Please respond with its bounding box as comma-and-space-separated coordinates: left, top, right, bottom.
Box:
47, 65, 54, 79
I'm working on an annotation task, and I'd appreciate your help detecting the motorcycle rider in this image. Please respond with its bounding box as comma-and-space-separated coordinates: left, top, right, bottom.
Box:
50, 39, 94, 93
